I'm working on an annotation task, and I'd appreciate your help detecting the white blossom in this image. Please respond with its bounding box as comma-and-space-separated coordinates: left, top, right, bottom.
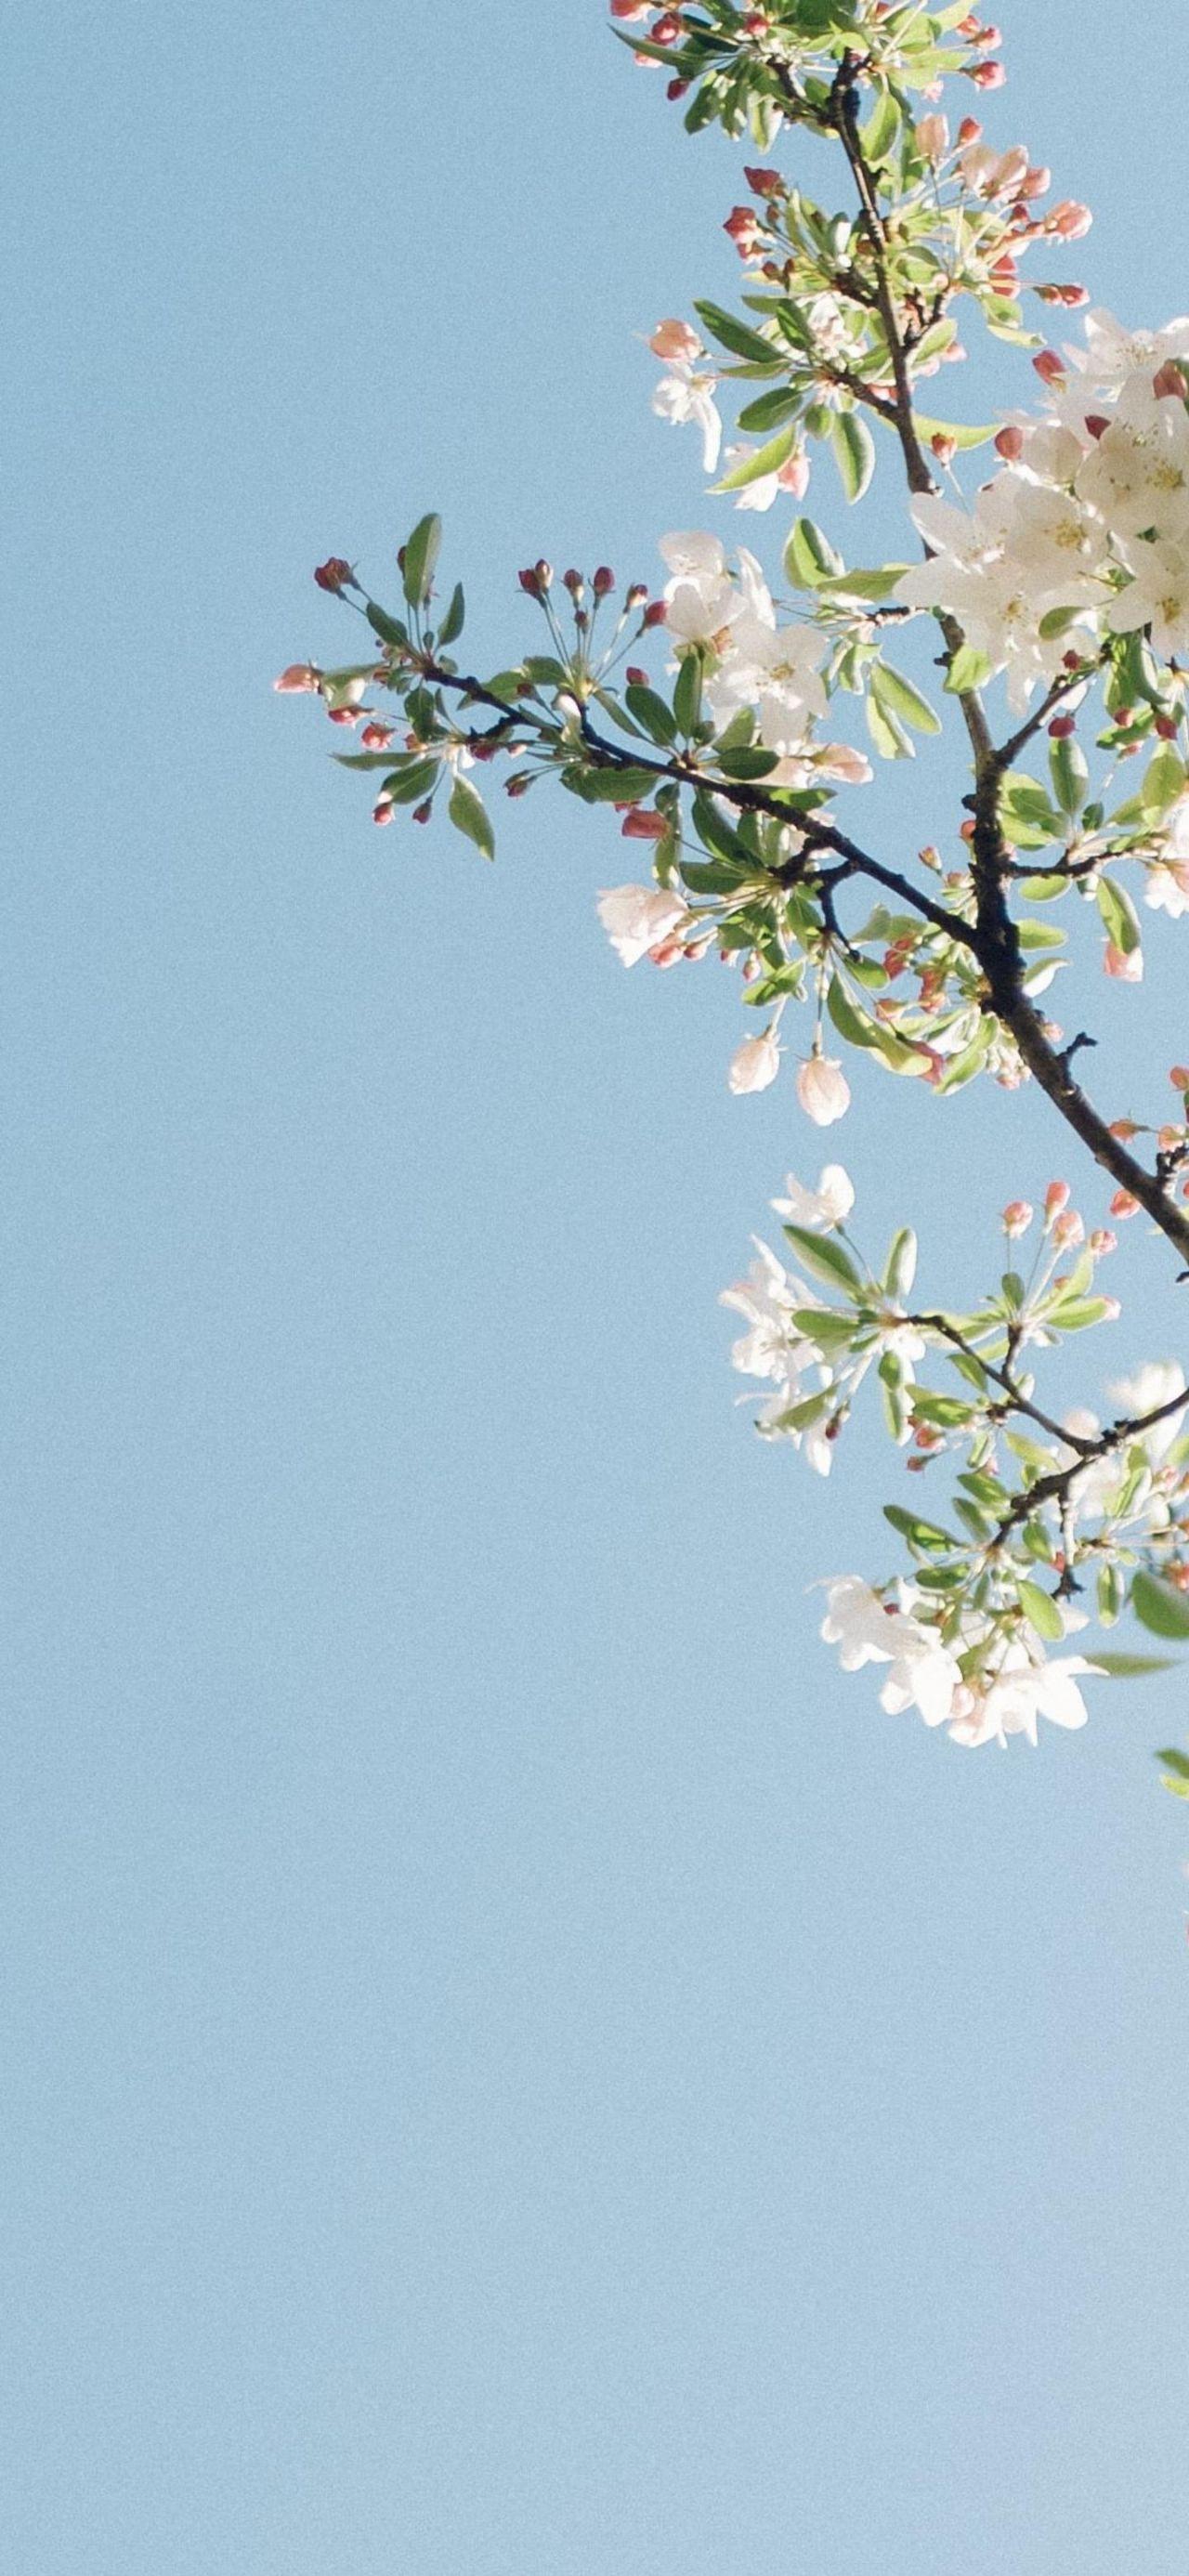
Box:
729, 1032, 782, 1094
770, 1165, 856, 1232
820, 1578, 962, 1729
596, 884, 690, 968
652, 356, 724, 474
796, 1055, 851, 1126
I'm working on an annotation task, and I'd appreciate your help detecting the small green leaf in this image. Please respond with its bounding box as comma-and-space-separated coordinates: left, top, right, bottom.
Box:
1017, 1579, 1065, 1643
883, 1504, 959, 1558
448, 772, 494, 858
946, 643, 992, 696
781, 1224, 864, 1299
673, 652, 703, 739
831, 411, 876, 504
402, 512, 443, 609
1132, 1572, 1189, 1641
716, 424, 798, 492
624, 683, 679, 746
1049, 734, 1089, 817
437, 582, 465, 647
1096, 873, 1143, 956
870, 660, 941, 736
365, 600, 410, 649
882, 1228, 918, 1299
914, 414, 998, 451
1156, 1744, 1189, 1773
784, 517, 845, 589
693, 299, 780, 366
1090, 1656, 1177, 1679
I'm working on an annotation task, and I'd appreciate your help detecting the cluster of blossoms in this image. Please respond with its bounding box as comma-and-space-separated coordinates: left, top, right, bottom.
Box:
722, 1166, 1189, 1746
281, 0, 1189, 1772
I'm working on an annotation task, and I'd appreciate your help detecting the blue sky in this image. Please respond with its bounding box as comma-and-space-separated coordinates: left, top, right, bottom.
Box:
6, 5, 1189, 2569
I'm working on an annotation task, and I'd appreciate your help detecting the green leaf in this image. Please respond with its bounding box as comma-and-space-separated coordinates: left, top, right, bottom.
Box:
564, 764, 661, 804
365, 599, 410, 649
817, 563, 911, 604
673, 652, 703, 739
624, 683, 678, 746
781, 1224, 865, 1299
831, 411, 876, 504
882, 1228, 918, 1299
914, 414, 998, 451
791, 1307, 860, 1352
690, 789, 753, 868
437, 582, 465, 647
1132, 1572, 1189, 1641
1089, 1656, 1177, 1679
1017, 1579, 1065, 1643
714, 745, 780, 779
866, 693, 914, 761
1000, 771, 1063, 848
883, 1505, 959, 1558
1096, 873, 1143, 956
1156, 1744, 1189, 1773
859, 86, 901, 163
716, 424, 798, 492
1141, 743, 1185, 817
402, 512, 443, 609
448, 772, 494, 859
738, 387, 803, 435
784, 517, 845, 589
870, 660, 941, 736
946, 643, 992, 696
1049, 734, 1089, 817
693, 299, 780, 366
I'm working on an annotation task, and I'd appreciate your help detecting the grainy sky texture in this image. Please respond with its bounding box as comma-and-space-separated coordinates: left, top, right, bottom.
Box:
6, 5, 1189, 2569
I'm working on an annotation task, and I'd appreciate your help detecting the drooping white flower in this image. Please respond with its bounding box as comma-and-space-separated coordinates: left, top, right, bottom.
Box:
652, 356, 724, 474
947, 1645, 1102, 1748
596, 883, 690, 967
729, 1032, 782, 1094
796, 1055, 850, 1125
770, 1165, 856, 1232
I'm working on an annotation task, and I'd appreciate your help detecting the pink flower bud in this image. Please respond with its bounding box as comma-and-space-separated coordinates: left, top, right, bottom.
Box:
1033, 348, 1065, 386
914, 114, 949, 162
625, 665, 649, 686
372, 798, 394, 826
610, 0, 651, 17
1108, 1118, 1141, 1141
931, 432, 958, 465
1104, 941, 1143, 983
1110, 1190, 1141, 1219
1048, 199, 1092, 239
626, 583, 648, 610
1002, 1199, 1034, 1238
314, 557, 354, 594
1171, 1066, 1189, 1090
1089, 1229, 1117, 1256
994, 425, 1026, 462
648, 317, 702, 364
273, 662, 322, 693
1044, 1180, 1071, 1223
650, 11, 683, 41
796, 1054, 851, 1127
728, 1033, 781, 1096
744, 164, 783, 195
1022, 164, 1051, 197
621, 807, 668, 840
965, 59, 1005, 86
724, 206, 760, 253
642, 598, 668, 628
1153, 360, 1186, 399
359, 722, 394, 750
1053, 1210, 1085, 1248
1049, 713, 1077, 739
957, 115, 982, 144
593, 565, 616, 595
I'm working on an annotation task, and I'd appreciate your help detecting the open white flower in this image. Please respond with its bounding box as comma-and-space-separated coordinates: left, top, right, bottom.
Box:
1076, 386, 1189, 545
660, 530, 741, 646
1106, 533, 1189, 660
1108, 1361, 1187, 1464
947, 1645, 1102, 1749
820, 1578, 962, 1730
596, 884, 690, 967
1075, 307, 1189, 399
770, 1165, 855, 1232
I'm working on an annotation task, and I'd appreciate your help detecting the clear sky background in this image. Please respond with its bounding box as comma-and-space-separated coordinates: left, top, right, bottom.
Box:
6, 5, 1189, 2569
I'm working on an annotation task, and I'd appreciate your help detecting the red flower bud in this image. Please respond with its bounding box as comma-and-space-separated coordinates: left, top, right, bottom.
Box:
593, 566, 616, 595
1049, 713, 1076, 739
314, 557, 354, 594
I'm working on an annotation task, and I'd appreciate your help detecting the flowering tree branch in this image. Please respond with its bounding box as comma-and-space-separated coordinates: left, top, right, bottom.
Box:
280, 0, 1189, 1758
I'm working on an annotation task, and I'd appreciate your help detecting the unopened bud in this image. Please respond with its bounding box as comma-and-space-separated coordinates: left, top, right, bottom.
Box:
1171, 1066, 1189, 1090
994, 425, 1026, 462
1089, 1229, 1117, 1256
372, 798, 394, 826
1053, 1210, 1085, 1247
626, 582, 648, 610
1049, 713, 1077, 739
621, 807, 667, 840
957, 115, 983, 143
643, 598, 668, 627
1033, 348, 1066, 386
1002, 1198, 1034, 1238
931, 432, 958, 465
593, 565, 616, 595
1044, 1180, 1071, 1223
412, 800, 433, 825
314, 556, 354, 594
1110, 1189, 1141, 1218
964, 58, 1005, 86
